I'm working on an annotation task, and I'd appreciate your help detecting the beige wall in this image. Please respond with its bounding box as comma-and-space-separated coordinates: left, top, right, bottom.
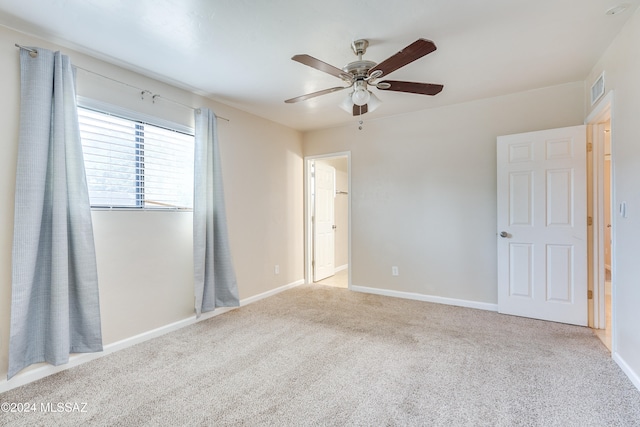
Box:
303, 82, 585, 304
584, 8, 640, 386
0, 25, 304, 380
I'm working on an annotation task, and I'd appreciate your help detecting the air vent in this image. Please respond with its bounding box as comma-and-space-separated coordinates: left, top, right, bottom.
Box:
591, 72, 605, 106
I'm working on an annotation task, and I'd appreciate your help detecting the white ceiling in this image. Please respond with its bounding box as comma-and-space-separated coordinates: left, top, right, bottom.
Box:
0, 0, 637, 131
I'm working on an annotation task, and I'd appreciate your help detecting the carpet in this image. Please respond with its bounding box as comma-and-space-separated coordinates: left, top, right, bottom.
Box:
1, 284, 639, 426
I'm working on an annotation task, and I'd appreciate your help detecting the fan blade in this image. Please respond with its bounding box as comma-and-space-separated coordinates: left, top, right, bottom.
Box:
369, 39, 437, 78
292, 54, 352, 81
377, 80, 443, 96
353, 104, 368, 116
285, 86, 348, 103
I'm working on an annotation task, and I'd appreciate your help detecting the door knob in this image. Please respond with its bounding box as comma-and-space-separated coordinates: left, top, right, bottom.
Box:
499, 231, 509, 238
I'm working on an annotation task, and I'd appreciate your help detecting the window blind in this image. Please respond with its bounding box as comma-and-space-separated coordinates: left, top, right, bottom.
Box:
78, 106, 194, 209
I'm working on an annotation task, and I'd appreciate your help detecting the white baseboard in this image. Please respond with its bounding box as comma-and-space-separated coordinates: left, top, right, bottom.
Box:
0, 279, 305, 394
613, 351, 640, 392
350, 285, 498, 312
239, 279, 304, 307
335, 264, 348, 273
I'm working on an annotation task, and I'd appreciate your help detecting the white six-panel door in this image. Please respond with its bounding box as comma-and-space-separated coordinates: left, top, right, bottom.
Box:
313, 162, 336, 282
497, 125, 587, 326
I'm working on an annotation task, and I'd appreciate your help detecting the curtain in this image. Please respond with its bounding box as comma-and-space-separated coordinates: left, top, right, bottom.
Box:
193, 108, 239, 316
8, 47, 102, 379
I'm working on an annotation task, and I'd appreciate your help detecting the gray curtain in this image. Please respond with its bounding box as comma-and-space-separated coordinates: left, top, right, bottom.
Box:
8, 47, 102, 379
193, 108, 239, 316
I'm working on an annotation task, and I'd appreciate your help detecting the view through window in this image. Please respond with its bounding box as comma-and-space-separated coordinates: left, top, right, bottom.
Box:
78, 106, 194, 209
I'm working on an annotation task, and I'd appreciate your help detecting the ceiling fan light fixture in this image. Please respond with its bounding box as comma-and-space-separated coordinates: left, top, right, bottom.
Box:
340, 92, 354, 113
352, 81, 370, 106
340, 90, 381, 114
367, 91, 381, 112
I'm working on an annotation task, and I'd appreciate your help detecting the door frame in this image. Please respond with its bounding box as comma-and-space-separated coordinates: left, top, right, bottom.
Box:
304, 152, 351, 286
585, 91, 614, 338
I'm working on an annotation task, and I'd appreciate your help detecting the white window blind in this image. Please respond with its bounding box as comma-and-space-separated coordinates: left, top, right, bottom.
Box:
78, 106, 194, 209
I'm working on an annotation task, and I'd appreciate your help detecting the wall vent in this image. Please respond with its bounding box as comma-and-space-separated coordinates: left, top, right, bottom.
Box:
591, 72, 605, 106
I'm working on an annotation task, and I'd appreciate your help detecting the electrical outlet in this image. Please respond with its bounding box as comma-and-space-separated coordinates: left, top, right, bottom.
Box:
392, 266, 399, 276
274, 265, 280, 275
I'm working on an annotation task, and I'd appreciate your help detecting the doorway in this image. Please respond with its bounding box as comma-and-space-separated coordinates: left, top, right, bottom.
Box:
304, 153, 350, 289
496, 99, 615, 331
586, 92, 614, 352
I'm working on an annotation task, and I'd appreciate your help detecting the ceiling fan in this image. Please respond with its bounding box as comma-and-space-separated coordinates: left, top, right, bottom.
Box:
284, 38, 443, 116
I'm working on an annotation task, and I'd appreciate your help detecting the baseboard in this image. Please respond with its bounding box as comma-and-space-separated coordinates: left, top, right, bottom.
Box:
350, 285, 498, 312
613, 351, 640, 392
0, 278, 305, 394
335, 264, 348, 273
239, 279, 304, 306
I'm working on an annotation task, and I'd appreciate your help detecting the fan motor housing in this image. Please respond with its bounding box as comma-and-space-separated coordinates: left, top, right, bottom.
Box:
343, 60, 376, 78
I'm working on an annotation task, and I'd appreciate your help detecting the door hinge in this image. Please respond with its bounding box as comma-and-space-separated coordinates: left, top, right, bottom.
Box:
588, 290, 593, 300
587, 216, 593, 226
587, 142, 593, 152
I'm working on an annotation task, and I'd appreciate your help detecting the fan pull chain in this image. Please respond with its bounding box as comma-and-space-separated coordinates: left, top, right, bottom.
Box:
358, 120, 363, 130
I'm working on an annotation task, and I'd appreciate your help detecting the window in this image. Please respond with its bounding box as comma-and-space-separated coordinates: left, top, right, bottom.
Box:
78, 104, 194, 209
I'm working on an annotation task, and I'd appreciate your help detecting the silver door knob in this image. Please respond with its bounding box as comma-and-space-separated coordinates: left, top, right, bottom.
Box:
499, 231, 509, 238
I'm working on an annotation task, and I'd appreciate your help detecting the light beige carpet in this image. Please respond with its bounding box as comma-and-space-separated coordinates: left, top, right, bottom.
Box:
1, 284, 639, 426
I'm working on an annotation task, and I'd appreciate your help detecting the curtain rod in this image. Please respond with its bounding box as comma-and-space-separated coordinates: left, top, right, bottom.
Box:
15, 43, 37, 57
15, 43, 230, 122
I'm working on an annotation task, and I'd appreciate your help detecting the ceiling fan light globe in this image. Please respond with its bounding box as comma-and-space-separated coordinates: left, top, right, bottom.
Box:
368, 91, 382, 112
340, 93, 354, 113
352, 88, 370, 106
